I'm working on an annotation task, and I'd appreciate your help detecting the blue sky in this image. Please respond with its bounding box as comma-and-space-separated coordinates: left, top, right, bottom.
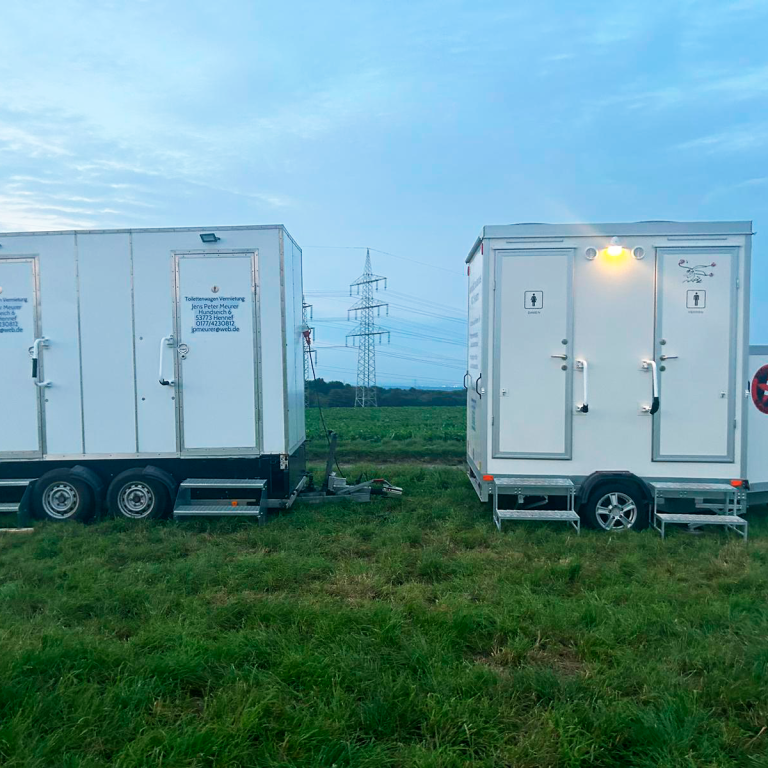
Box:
1, 0, 766, 386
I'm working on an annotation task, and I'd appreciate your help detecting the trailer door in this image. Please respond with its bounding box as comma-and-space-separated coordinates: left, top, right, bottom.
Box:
175, 252, 259, 453
654, 248, 737, 461
0, 258, 42, 457
494, 249, 574, 458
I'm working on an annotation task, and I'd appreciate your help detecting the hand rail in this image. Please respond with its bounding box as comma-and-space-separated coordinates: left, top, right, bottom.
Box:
642, 359, 660, 414
31, 337, 51, 388
159, 335, 175, 386
576, 359, 589, 413
463, 371, 470, 390
475, 373, 483, 399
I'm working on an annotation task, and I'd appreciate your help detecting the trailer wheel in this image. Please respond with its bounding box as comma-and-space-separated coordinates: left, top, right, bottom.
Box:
581, 480, 649, 532
34, 470, 95, 523
107, 470, 171, 520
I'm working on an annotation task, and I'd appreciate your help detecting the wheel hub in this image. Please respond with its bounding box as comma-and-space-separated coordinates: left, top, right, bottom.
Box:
595, 492, 637, 531
43, 482, 79, 519
118, 482, 155, 518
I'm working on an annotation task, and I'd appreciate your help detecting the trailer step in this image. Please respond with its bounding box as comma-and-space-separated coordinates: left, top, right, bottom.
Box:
649, 481, 747, 540
0, 503, 20, 513
173, 505, 266, 518
179, 479, 267, 490
497, 509, 581, 523
493, 477, 579, 533
0, 479, 33, 488
173, 478, 269, 523
654, 513, 748, 540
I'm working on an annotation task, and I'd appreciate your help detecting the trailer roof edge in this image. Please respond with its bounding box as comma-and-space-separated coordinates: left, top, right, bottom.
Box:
0, 223, 299, 243
468, 221, 752, 259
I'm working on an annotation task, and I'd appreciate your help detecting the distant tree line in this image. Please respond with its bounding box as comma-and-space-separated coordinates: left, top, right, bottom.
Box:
306, 379, 465, 407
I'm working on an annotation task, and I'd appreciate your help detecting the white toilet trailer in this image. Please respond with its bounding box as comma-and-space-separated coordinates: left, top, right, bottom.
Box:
466, 221, 762, 536
0, 225, 306, 523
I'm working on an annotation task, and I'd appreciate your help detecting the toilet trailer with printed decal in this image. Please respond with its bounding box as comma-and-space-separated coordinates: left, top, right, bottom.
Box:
0, 225, 306, 523
466, 221, 764, 537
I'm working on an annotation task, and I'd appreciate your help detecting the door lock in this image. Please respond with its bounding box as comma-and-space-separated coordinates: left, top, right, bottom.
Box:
178, 343, 190, 360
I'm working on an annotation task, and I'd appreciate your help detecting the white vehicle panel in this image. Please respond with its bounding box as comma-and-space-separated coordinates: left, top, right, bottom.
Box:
77, 233, 137, 454
654, 248, 736, 461
494, 249, 573, 458
466, 247, 485, 469
0, 259, 40, 456
176, 253, 258, 452
470, 223, 751, 485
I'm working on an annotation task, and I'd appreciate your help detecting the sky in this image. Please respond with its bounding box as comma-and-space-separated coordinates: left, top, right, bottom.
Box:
1, 0, 766, 387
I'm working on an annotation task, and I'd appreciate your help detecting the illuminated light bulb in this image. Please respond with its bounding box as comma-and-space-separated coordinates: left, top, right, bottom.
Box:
606, 236, 623, 257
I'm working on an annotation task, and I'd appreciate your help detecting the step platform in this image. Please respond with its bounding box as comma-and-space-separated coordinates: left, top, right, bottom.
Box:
493, 477, 580, 533
649, 481, 748, 540
173, 478, 268, 523
0, 479, 35, 529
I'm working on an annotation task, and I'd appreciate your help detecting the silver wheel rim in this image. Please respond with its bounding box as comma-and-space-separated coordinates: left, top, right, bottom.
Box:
117, 481, 155, 519
42, 482, 80, 520
595, 492, 637, 530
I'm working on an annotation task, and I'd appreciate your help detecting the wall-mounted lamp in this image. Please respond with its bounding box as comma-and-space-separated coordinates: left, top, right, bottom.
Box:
633, 246, 645, 260
200, 233, 220, 243
585, 246, 598, 260
606, 237, 624, 257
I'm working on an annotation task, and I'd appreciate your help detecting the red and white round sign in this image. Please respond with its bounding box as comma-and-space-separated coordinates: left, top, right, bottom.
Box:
752, 365, 768, 415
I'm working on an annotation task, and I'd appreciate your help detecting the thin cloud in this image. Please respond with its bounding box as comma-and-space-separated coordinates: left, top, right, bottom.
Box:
675, 125, 768, 154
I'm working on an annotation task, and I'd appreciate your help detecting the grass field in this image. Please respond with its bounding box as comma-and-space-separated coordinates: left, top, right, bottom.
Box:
305, 406, 465, 462
2, 456, 768, 766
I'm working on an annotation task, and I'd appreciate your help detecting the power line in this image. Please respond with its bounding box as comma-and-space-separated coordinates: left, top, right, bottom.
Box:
304, 244, 463, 277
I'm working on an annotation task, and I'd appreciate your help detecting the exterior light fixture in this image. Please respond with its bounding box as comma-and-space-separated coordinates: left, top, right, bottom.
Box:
606, 237, 624, 257
633, 246, 645, 260
200, 233, 220, 243
585, 246, 598, 260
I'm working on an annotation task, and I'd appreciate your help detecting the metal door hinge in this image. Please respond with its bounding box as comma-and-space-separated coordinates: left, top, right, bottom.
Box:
736, 278, 740, 289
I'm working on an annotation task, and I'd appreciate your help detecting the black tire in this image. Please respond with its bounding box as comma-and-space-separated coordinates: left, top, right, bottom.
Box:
107, 469, 172, 521
33, 469, 96, 523
581, 479, 649, 532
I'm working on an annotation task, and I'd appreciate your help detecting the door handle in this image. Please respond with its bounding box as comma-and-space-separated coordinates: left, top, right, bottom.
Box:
159, 335, 175, 386
31, 337, 51, 388
642, 360, 660, 414
659, 354, 678, 361
575, 359, 589, 413
551, 353, 568, 360
463, 371, 470, 390
475, 373, 483, 398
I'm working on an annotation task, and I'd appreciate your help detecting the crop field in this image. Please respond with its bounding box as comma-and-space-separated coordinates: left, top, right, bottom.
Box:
2, 437, 768, 766
305, 405, 465, 462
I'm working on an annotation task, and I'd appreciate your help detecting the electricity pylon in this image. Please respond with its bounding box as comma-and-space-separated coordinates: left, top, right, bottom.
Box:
302, 298, 316, 405
347, 249, 389, 407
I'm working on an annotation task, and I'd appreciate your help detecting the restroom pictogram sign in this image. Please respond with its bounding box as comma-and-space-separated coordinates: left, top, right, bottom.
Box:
752, 365, 768, 414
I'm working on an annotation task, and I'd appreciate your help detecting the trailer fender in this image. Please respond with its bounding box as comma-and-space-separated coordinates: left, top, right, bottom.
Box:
70, 465, 106, 518
141, 465, 178, 499
576, 471, 653, 509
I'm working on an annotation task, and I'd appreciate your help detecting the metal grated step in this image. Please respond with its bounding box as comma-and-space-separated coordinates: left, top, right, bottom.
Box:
179, 478, 267, 490
173, 505, 266, 517
173, 478, 269, 523
655, 513, 748, 540
497, 510, 580, 522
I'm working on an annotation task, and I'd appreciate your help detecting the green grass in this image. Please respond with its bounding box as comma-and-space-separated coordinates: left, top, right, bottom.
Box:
305, 406, 465, 462
1, 463, 768, 766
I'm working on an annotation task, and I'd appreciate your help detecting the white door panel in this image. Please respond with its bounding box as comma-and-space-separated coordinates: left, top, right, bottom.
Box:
0, 259, 41, 456
654, 249, 736, 461
494, 250, 573, 458
175, 253, 259, 453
